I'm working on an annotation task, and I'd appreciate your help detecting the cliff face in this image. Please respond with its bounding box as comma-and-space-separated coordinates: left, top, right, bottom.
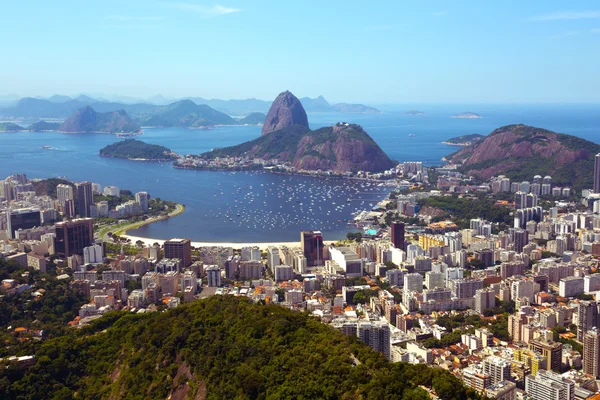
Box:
447, 124, 600, 188
59, 106, 140, 133
261, 91, 309, 136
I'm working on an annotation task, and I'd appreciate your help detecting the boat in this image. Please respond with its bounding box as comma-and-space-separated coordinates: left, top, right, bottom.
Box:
41, 145, 52, 149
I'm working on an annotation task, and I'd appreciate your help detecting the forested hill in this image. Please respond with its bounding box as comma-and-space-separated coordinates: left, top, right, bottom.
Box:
0, 296, 483, 399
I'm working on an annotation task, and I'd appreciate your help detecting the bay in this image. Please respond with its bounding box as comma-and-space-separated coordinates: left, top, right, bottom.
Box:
0, 103, 598, 242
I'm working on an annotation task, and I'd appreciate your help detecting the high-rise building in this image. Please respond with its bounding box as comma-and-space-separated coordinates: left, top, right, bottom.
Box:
577, 301, 600, 340
357, 321, 391, 360
76, 181, 93, 217
301, 230, 323, 267
529, 339, 562, 372
474, 288, 496, 314
135, 191, 149, 213
583, 329, 600, 378
404, 273, 423, 293
482, 356, 511, 385
57, 184, 75, 216
595, 154, 600, 193
6, 208, 41, 238
525, 370, 574, 400
54, 218, 94, 258
206, 265, 221, 287
163, 238, 192, 267
391, 222, 405, 250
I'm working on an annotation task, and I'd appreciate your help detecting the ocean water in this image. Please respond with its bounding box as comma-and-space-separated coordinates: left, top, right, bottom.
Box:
0, 103, 598, 242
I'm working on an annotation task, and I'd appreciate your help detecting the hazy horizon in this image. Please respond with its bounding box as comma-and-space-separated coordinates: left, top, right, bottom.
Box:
3, 1, 600, 104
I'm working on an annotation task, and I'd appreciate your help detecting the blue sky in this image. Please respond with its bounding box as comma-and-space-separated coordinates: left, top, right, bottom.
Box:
2, 1, 600, 103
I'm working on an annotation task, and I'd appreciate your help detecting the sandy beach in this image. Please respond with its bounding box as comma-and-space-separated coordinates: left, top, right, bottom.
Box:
122, 234, 337, 250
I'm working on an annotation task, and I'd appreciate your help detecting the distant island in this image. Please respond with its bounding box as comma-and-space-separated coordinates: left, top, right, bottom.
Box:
402, 110, 426, 116
451, 112, 482, 119
0, 122, 25, 132
237, 112, 266, 125
442, 133, 485, 146
28, 121, 60, 131
99, 139, 177, 161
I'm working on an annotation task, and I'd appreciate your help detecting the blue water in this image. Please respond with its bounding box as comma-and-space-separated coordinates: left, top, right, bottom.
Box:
0, 104, 598, 242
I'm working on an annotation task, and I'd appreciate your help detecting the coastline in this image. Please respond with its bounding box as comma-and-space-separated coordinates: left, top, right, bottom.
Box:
120, 234, 337, 250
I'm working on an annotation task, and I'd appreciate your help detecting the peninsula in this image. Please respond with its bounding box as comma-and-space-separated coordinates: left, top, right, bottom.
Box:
99, 139, 177, 161
442, 133, 485, 146
174, 91, 396, 176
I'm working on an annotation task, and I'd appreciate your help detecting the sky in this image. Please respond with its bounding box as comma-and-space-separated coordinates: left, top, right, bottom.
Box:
2, 1, 600, 104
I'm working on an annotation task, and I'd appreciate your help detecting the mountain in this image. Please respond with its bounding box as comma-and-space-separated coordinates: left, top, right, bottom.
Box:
59, 106, 140, 133
206, 122, 395, 173
0, 93, 20, 107
47, 95, 73, 103
0, 122, 25, 132
446, 124, 600, 190
299, 95, 331, 112
261, 91, 309, 136
0, 296, 482, 399
238, 112, 266, 125
138, 99, 235, 128
99, 139, 176, 160
28, 121, 61, 131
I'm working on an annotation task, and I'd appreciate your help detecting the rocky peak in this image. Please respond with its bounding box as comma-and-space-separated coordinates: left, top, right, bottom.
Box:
261, 91, 309, 136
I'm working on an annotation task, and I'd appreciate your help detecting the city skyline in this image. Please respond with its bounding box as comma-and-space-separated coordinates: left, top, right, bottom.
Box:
2, 1, 600, 103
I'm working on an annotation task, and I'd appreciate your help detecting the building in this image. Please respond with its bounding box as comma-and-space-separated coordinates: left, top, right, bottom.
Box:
475, 288, 496, 314
594, 154, 600, 193
205, 265, 221, 287
54, 218, 94, 258
301, 231, 324, 267
83, 244, 103, 264
357, 321, 390, 360
583, 329, 600, 378
6, 208, 41, 239
525, 370, 574, 400
267, 246, 280, 274
135, 191, 149, 213
404, 273, 423, 293
449, 278, 484, 299
559, 277, 584, 298
529, 339, 562, 372
577, 301, 599, 340
391, 222, 405, 250
329, 246, 363, 277
76, 181, 93, 217
163, 238, 191, 268
274, 265, 293, 282
57, 184, 74, 216
425, 271, 445, 290
483, 356, 511, 385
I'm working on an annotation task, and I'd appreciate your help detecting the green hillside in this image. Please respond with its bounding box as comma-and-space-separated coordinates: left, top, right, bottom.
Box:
99, 139, 176, 160
0, 295, 482, 399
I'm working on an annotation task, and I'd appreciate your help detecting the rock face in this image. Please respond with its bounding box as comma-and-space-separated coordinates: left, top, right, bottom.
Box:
59, 106, 140, 133
205, 122, 395, 173
447, 124, 600, 189
261, 91, 309, 136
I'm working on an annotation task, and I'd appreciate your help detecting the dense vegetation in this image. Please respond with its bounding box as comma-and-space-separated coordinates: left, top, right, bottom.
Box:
418, 195, 512, 230
0, 296, 484, 399
99, 139, 175, 160
33, 178, 74, 198
443, 134, 485, 145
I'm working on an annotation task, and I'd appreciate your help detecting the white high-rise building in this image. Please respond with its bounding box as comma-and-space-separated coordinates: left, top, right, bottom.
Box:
206, 265, 221, 287
404, 273, 423, 292
135, 191, 149, 213
425, 271, 445, 290
525, 370, 574, 400
83, 244, 103, 264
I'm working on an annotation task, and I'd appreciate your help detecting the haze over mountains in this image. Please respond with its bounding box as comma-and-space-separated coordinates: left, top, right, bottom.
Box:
0, 93, 380, 119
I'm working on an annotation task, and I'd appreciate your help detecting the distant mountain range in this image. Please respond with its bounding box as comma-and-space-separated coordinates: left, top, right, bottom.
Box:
59, 106, 140, 133
0, 94, 380, 120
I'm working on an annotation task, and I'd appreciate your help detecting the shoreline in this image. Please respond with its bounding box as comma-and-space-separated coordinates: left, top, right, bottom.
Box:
120, 234, 338, 250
